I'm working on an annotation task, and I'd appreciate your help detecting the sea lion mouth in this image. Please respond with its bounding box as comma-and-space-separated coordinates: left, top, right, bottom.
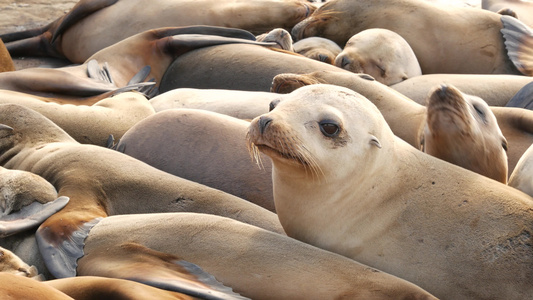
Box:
255, 143, 308, 165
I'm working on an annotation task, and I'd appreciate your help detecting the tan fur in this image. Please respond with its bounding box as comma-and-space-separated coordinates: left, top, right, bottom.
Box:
0, 39, 15, 72
248, 84, 533, 299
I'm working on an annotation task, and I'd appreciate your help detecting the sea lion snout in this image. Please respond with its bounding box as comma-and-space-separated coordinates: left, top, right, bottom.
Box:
258, 116, 273, 134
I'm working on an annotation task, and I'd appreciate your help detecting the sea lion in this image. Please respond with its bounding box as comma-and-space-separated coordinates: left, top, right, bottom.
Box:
0, 26, 276, 100
115, 109, 275, 212
0, 246, 39, 278
270, 70, 533, 175
483, 0, 533, 27
390, 73, 533, 106
0, 38, 15, 72
334, 29, 422, 85
0, 166, 69, 238
292, 36, 342, 64
75, 212, 438, 299
159, 43, 350, 93
1, 0, 314, 63
0, 273, 74, 300
255, 28, 294, 52
247, 84, 533, 299
0, 90, 155, 146
509, 142, 533, 197
0, 103, 283, 281
423, 85, 508, 183
148, 88, 278, 119
291, 0, 533, 75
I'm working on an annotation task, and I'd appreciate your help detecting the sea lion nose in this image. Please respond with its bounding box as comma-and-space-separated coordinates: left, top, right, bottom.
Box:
259, 116, 273, 135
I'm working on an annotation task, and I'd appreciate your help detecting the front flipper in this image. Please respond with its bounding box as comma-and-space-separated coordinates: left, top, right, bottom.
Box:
51, 0, 120, 43
506, 81, 533, 109
87, 59, 114, 84
151, 26, 257, 42
0, 196, 69, 238
77, 242, 249, 300
501, 15, 533, 76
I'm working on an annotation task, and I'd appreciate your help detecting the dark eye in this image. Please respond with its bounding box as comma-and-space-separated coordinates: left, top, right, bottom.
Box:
473, 105, 485, 117
502, 140, 508, 152
269, 99, 280, 112
319, 120, 340, 137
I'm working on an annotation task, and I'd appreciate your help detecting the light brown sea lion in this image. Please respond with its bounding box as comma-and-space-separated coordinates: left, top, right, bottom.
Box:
255, 28, 294, 52
0, 104, 283, 282
390, 73, 533, 106
0, 38, 15, 72
0, 166, 69, 238
0, 273, 74, 300
148, 88, 278, 119
291, 0, 533, 75
1, 0, 314, 63
247, 84, 533, 299
0, 90, 155, 146
334, 29, 422, 85
159, 43, 350, 93
509, 142, 533, 196
0, 246, 39, 278
270, 70, 533, 175
115, 109, 275, 212
292, 36, 342, 64
45, 276, 203, 300
423, 85, 508, 183
483, 0, 533, 27
0, 26, 275, 101
75, 212, 438, 299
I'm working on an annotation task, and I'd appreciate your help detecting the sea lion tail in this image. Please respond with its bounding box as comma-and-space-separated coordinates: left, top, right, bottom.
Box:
501, 15, 533, 76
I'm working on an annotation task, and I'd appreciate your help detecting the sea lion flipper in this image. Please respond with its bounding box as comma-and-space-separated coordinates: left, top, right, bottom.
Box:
506, 81, 533, 109
36, 217, 103, 278
51, 0, 119, 43
161, 34, 277, 57
87, 59, 114, 84
501, 15, 533, 76
152, 26, 257, 41
78, 242, 249, 300
0, 196, 69, 238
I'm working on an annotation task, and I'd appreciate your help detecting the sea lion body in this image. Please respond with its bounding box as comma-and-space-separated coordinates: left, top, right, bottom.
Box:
390, 73, 533, 106
247, 84, 533, 299
149, 88, 277, 119
292, 0, 525, 75
116, 109, 275, 212
77, 212, 438, 300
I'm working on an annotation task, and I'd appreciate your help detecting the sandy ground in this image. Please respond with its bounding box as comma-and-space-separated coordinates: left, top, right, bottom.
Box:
0, 0, 77, 34
0, 0, 77, 68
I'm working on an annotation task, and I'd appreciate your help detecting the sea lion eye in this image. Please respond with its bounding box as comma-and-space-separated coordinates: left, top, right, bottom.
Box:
502, 140, 508, 152
319, 120, 340, 137
473, 105, 485, 117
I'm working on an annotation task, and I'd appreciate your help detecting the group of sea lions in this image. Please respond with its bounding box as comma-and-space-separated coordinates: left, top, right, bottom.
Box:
1, 0, 533, 299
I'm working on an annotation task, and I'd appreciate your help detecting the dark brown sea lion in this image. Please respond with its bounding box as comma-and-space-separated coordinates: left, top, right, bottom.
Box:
291, 0, 533, 75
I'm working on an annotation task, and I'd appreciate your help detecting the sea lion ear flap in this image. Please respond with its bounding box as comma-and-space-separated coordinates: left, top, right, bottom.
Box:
369, 135, 382, 149
0, 124, 14, 137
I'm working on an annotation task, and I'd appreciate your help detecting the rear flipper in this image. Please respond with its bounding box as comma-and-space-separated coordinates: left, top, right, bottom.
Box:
77, 241, 249, 300
501, 15, 533, 76
506, 81, 533, 109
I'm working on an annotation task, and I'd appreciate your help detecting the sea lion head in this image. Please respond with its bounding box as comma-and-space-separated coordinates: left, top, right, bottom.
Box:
334, 29, 422, 85
247, 84, 390, 182
424, 84, 508, 183
256, 28, 294, 51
